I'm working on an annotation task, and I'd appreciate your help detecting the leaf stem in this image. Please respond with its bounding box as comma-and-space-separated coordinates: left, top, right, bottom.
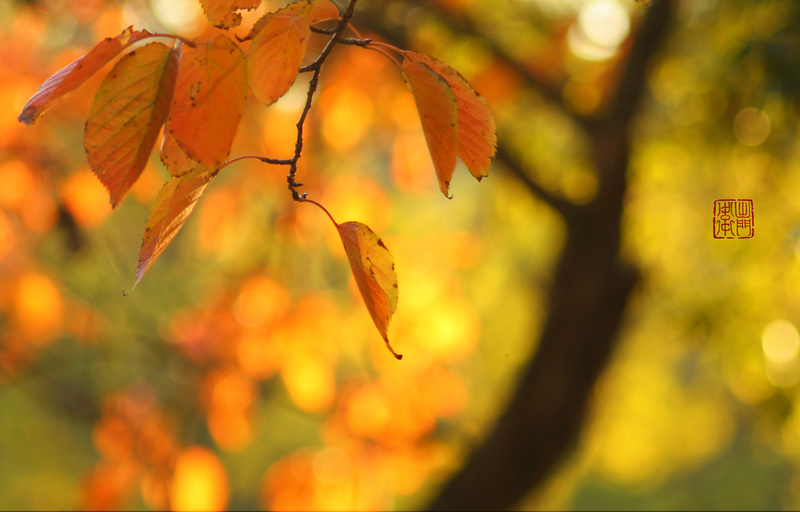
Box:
301, 198, 338, 227
142, 32, 196, 48
364, 41, 403, 67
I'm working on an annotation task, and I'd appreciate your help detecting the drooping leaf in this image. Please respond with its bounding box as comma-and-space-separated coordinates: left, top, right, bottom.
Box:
18, 26, 152, 125
337, 221, 401, 360
84, 42, 179, 207
246, 0, 339, 105
163, 35, 247, 172
401, 59, 459, 198
198, 0, 261, 29
134, 166, 216, 288
403, 51, 497, 181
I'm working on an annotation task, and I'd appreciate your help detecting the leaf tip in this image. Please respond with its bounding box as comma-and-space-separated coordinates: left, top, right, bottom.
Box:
17, 110, 34, 125
383, 336, 403, 360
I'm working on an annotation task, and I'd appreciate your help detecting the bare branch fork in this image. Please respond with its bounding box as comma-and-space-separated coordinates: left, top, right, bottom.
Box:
224, 0, 363, 201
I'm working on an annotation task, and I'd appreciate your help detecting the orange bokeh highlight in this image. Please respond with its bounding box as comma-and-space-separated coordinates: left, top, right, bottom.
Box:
390, 132, 435, 193
319, 175, 392, 251
170, 446, 230, 512
318, 83, 375, 152
0, 160, 33, 211
60, 168, 112, 228
86, 388, 179, 510
11, 271, 64, 345
261, 450, 316, 511
281, 351, 336, 413
203, 369, 256, 451
232, 276, 291, 329
0, 160, 58, 233
0, 211, 17, 261
197, 186, 241, 255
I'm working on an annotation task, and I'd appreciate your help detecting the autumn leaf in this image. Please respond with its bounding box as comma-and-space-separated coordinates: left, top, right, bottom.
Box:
403, 51, 497, 182
199, 0, 261, 29
134, 166, 216, 288
18, 26, 152, 125
161, 132, 200, 178
401, 59, 459, 198
337, 221, 402, 360
243, 0, 339, 40
84, 42, 179, 207
163, 35, 247, 173
246, 0, 339, 106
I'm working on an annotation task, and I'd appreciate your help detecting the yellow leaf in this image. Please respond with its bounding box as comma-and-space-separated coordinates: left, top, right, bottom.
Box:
337, 221, 401, 359
402, 59, 459, 198
85, 42, 179, 207
134, 166, 215, 288
164, 35, 247, 171
198, 0, 261, 29
18, 26, 152, 125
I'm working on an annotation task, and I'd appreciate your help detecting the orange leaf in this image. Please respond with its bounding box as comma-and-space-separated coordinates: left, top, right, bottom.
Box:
84, 42, 179, 207
134, 166, 216, 288
403, 51, 497, 181
18, 26, 152, 125
246, 0, 339, 105
402, 59, 459, 198
198, 0, 261, 29
244, 0, 339, 40
337, 221, 401, 359
247, 17, 309, 106
164, 35, 247, 172
161, 131, 201, 178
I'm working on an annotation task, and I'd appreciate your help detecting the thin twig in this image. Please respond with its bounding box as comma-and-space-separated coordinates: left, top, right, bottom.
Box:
285, 0, 361, 200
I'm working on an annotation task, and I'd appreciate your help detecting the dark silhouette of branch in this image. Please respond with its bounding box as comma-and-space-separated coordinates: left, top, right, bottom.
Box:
495, 144, 580, 219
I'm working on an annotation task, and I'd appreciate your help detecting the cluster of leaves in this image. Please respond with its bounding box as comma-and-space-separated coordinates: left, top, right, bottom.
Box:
18, 0, 496, 359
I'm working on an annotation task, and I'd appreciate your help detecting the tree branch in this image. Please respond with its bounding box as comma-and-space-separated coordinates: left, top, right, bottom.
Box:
495, 144, 579, 219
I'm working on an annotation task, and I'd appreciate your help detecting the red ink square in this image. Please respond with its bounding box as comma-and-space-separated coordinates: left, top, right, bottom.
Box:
713, 199, 753, 239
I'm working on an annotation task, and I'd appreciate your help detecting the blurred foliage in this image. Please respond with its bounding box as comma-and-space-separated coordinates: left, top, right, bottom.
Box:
3, 0, 800, 510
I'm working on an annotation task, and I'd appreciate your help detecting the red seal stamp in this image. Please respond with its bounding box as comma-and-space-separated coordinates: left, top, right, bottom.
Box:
713, 199, 753, 239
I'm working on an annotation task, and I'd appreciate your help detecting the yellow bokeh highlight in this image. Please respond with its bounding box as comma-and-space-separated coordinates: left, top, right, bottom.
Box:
319, 85, 374, 152
170, 446, 229, 512
281, 352, 336, 413
590, 355, 735, 486
762, 320, 799, 364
